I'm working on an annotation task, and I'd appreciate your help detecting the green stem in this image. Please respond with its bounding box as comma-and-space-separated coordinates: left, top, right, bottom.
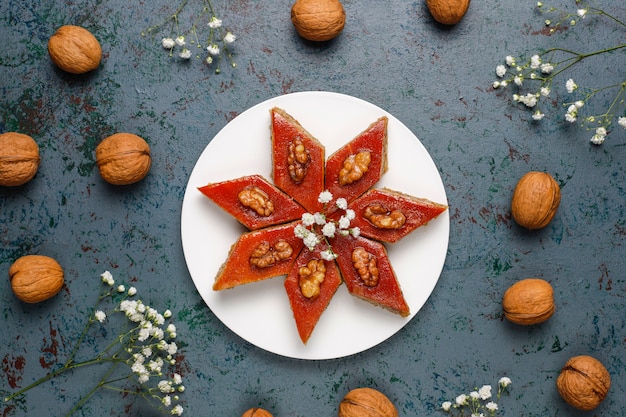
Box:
63, 362, 122, 417
542, 43, 626, 79
3, 355, 118, 402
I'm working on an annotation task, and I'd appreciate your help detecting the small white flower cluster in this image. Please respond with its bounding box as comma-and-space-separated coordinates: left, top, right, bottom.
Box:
294, 191, 360, 261
100, 271, 185, 415
144, 0, 236, 73
441, 377, 511, 417
493, 2, 626, 145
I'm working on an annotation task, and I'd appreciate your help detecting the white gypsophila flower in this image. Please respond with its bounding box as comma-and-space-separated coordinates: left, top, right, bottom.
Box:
159, 380, 174, 393
478, 385, 492, 400
142, 346, 153, 357
350, 227, 360, 238
206, 44, 220, 56
338, 216, 351, 230
128, 287, 137, 296
540, 62, 554, 74
314, 212, 326, 225
577, 8, 587, 18
499, 377, 512, 387
167, 342, 178, 355
530, 54, 541, 69
618, 116, 626, 128
320, 249, 337, 261
322, 222, 336, 238
167, 324, 176, 334
173, 373, 183, 385
175, 36, 186, 46
566, 78, 577, 93
442, 401, 452, 411
303, 233, 319, 250
505, 55, 516, 66
171, 404, 184, 416
138, 372, 150, 383
318, 190, 333, 204
206, 56, 213, 64
470, 414, 484, 417
540, 87, 550, 96
336, 197, 348, 210
101, 271, 114, 286
148, 360, 162, 372
94, 310, 106, 323
532, 110, 545, 120
345, 209, 355, 221
224, 32, 236, 44
486, 401, 498, 411
574, 100, 584, 109
162, 37, 176, 49
496, 65, 506, 77
455, 394, 468, 406
162, 395, 172, 406
208, 16, 222, 28
117, 284, 125, 293
591, 127, 607, 145
136, 302, 146, 313
163, 309, 172, 318
301, 213, 315, 226
179, 49, 192, 59
138, 328, 150, 342
152, 327, 165, 340
493, 81, 501, 89
469, 391, 480, 399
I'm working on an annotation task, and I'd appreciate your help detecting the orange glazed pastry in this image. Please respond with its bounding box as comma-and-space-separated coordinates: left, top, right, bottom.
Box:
198, 174, 305, 230
344, 188, 448, 243
284, 246, 342, 344
270, 107, 326, 213
331, 234, 410, 317
213, 222, 304, 290
325, 116, 388, 205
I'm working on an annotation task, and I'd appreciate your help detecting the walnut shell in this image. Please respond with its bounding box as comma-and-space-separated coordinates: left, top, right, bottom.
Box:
338, 387, 398, 417
96, 133, 151, 185
557, 355, 611, 410
48, 25, 102, 74
426, 0, 471, 25
511, 171, 561, 229
502, 278, 555, 325
291, 0, 346, 41
0, 132, 40, 186
241, 408, 273, 417
9, 255, 64, 303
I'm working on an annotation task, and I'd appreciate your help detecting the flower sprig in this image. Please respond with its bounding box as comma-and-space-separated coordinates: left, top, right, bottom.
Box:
294, 191, 361, 261
142, 0, 236, 73
493, 1, 626, 144
441, 377, 512, 417
4, 271, 185, 416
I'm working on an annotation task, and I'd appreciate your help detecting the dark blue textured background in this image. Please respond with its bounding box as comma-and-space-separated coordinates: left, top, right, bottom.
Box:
1, 0, 624, 416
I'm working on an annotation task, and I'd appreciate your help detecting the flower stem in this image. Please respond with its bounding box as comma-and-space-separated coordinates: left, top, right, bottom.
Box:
63, 361, 121, 417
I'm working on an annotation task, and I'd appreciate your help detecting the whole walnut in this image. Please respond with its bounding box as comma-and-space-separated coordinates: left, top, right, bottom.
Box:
9, 255, 64, 303
338, 387, 398, 417
511, 171, 561, 229
48, 25, 102, 74
291, 0, 346, 41
241, 408, 273, 417
426, 0, 471, 25
557, 355, 611, 410
96, 133, 151, 185
502, 278, 555, 325
0, 132, 40, 186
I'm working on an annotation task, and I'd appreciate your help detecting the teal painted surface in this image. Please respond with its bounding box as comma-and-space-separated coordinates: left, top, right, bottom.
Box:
1, 0, 625, 416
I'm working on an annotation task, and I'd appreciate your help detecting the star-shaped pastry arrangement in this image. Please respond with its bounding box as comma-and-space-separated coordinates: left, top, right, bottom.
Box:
198, 107, 447, 344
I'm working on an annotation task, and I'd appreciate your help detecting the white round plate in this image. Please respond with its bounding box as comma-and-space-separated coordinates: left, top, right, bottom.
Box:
181, 91, 449, 360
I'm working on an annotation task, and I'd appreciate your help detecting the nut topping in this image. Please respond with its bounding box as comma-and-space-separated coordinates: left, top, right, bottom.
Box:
249, 240, 293, 268
298, 259, 326, 299
338, 151, 371, 186
351, 247, 379, 287
238, 186, 275, 216
287, 138, 309, 183
363, 204, 406, 229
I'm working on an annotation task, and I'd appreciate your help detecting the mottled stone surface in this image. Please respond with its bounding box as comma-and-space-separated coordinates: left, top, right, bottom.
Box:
1, 0, 625, 416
